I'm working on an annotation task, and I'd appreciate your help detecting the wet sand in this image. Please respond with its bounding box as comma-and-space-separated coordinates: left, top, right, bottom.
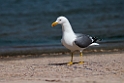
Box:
0, 52, 124, 83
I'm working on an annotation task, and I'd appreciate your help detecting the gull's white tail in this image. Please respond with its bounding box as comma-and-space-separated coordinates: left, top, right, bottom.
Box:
89, 43, 99, 46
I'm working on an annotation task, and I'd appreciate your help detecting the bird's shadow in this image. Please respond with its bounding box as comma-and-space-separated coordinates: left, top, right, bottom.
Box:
48, 62, 81, 66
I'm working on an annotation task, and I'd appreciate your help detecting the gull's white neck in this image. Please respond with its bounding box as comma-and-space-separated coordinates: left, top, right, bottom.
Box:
62, 20, 75, 35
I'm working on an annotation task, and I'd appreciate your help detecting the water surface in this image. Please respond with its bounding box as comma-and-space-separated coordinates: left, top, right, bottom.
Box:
0, 0, 124, 47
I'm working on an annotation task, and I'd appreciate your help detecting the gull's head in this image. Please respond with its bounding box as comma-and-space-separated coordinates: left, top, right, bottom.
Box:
51, 16, 67, 27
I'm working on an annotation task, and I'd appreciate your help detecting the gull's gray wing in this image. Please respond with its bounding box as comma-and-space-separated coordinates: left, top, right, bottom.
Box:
74, 34, 92, 48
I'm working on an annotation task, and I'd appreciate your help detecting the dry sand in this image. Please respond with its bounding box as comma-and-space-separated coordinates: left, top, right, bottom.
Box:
0, 52, 124, 83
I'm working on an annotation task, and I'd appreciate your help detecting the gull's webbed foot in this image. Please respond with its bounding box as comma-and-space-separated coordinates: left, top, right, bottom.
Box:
78, 61, 84, 64
67, 61, 73, 65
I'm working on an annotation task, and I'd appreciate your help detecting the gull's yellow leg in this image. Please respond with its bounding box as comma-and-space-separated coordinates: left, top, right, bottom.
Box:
79, 52, 84, 64
67, 52, 73, 65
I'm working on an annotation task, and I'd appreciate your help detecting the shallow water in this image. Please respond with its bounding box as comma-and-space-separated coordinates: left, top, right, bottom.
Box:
0, 0, 124, 47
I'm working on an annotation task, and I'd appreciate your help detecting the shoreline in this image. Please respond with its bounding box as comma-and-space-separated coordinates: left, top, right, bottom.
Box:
0, 41, 124, 83
0, 40, 124, 57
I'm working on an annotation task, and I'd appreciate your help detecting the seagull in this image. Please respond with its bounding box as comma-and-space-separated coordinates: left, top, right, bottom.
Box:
51, 16, 99, 65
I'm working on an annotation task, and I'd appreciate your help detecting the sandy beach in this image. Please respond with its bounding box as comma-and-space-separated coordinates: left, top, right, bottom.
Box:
0, 51, 124, 83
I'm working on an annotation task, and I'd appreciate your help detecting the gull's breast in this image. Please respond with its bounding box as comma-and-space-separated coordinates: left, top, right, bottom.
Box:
61, 33, 77, 51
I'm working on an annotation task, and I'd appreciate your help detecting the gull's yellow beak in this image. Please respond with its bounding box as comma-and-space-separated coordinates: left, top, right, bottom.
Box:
51, 22, 58, 27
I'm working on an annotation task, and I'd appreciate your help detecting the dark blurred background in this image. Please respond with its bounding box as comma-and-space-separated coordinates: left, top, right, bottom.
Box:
0, 0, 124, 46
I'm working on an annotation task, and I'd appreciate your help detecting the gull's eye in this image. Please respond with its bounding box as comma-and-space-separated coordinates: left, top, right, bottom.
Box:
59, 19, 61, 21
